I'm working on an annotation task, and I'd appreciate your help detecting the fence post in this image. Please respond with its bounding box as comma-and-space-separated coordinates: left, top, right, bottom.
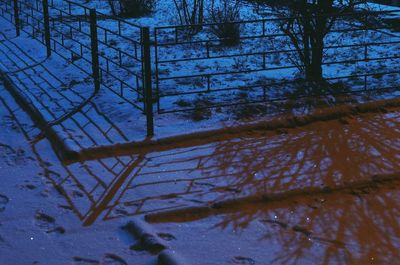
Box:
141, 27, 154, 137
42, 0, 51, 57
13, 0, 20, 36
364, 75, 368, 91
89, 9, 100, 92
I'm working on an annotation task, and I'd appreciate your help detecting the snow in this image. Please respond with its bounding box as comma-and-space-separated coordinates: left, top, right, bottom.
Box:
2, 73, 400, 263
0, 78, 155, 265
1, 2, 400, 264
1, 1, 400, 264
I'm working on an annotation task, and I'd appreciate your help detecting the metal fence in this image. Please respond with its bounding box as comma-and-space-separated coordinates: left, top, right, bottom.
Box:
154, 10, 400, 113
0, 0, 153, 135
1, 0, 400, 136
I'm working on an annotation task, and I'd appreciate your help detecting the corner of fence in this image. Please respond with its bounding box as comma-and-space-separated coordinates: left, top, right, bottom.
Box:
141, 26, 154, 137
89, 8, 100, 93
42, 0, 51, 57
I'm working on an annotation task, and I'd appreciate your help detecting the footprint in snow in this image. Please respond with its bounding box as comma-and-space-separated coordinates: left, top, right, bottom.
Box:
34, 212, 65, 234
100, 254, 127, 265
231, 256, 256, 265
19, 183, 36, 190
73, 256, 99, 264
157, 232, 176, 241
0, 194, 9, 212
35, 212, 55, 226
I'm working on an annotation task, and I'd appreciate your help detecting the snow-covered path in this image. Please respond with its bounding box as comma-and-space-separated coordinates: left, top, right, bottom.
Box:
2, 73, 400, 263
0, 79, 155, 265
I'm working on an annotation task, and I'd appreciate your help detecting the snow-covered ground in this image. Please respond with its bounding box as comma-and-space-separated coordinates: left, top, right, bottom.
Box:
0, 79, 156, 265
1, 1, 400, 264
2, 67, 400, 264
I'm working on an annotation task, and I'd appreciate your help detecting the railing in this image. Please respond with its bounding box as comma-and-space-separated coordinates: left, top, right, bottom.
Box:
1, 0, 400, 135
0, 0, 154, 135
154, 10, 400, 113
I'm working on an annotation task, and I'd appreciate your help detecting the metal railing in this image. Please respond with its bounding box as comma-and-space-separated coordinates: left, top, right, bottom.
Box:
154, 10, 400, 113
0, 0, 154, 135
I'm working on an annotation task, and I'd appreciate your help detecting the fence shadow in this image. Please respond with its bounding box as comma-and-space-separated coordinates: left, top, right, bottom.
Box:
2, 77, 400, 232
102, 110, 400, 221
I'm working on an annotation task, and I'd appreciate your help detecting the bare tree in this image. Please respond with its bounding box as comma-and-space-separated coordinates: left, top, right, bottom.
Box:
107, 0, 155, 17
209, 0, 241, 46
107, 0, 118, 16
269, 0, 367, 83
173, 0, 204, 33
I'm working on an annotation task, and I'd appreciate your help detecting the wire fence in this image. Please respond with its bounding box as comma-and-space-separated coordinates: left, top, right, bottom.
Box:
1, 0, 400, 136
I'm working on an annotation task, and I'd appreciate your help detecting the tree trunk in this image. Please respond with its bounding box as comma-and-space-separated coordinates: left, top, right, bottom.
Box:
305, 62, 323, 82
306, 39, 324, 82
305, 6, 326, 83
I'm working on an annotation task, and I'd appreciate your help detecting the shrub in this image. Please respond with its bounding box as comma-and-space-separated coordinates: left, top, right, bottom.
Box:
173, 0, 205, 35
209, 0, 241, 46
107, 0, 155, 18
189, 96, 213, 121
